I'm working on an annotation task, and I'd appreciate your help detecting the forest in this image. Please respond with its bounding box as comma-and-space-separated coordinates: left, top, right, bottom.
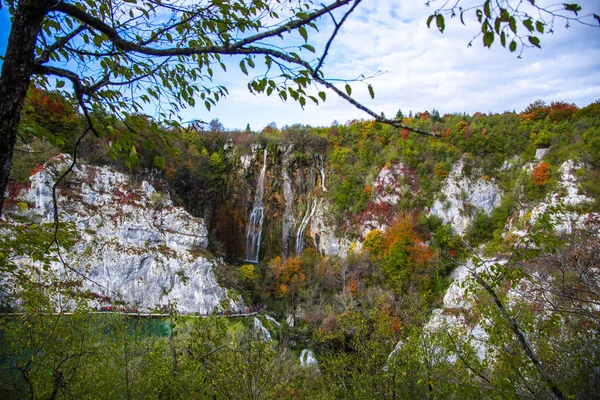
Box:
1, 86, 599, 398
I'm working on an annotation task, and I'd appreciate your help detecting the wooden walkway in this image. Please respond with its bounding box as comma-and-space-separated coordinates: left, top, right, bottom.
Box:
0, 310, 264, 318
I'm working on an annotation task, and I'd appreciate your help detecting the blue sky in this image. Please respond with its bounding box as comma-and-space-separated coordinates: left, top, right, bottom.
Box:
1, 1, 599, 131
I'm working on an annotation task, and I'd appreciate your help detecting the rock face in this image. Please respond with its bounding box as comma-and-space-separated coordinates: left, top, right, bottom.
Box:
310, 200, 360, 257
358, 162, 419, 238
527, 160, 599, 234
430, 159, 502, 236
9, 154, 231, 314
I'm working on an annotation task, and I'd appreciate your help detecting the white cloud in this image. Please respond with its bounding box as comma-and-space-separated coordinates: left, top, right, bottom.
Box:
179, 0, 600, 130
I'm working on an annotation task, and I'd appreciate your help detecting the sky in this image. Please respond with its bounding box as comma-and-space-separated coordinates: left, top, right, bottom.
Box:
1, 0, 599, 131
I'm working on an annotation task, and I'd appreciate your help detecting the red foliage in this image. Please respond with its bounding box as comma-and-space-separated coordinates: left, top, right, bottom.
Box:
547, 101, 578, 122
401, 128, 409, 140
532, 161, 550, 186
30, 88, 68, 115
7, 181, 30, 199
30, 164, 45, 177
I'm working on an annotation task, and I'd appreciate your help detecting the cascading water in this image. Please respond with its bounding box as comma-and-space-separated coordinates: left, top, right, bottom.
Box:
315, 154, 327, 192
300, 349, 319, 369
281, 145, 295, 257
254, 317, 272, 341
245, 148, 268, 262
295, 197, 318, 255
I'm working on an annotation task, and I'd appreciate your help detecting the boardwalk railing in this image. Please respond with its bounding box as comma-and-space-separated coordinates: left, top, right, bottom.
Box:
0, 310, 265, 318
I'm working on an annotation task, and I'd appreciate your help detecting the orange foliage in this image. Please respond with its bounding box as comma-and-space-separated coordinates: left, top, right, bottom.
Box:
381, 215, 434, 264
547, 101, 578, 122
434, 162, 449, 179
363, 185, 373, 198
271, 256, 307, 297
29, 164, 45, 177
532, 161, 550, 186
401, 128, 409, 140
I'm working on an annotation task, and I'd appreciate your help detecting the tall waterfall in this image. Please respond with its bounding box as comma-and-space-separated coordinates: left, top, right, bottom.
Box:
315, 154, 327, 192
295, 197, 318, 255
245, 148, 268, 262
282, 153, 295, 257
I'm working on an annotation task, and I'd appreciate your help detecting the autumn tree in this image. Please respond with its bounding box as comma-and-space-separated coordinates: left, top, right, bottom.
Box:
532, 161, 550, 186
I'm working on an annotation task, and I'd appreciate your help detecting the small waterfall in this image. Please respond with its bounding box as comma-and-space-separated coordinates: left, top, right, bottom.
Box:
254, 317, 272, 341
265, 315, 281, 326
300, 349, 319, 369
245, 149, 268, 262
295, 197, 318, 255
315, 154, 327, 192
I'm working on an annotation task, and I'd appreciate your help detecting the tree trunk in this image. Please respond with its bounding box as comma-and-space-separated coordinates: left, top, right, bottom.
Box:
0, 0, 51, 216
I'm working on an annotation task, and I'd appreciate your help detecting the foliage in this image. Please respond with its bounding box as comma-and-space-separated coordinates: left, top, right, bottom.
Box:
532, 161, 550, 186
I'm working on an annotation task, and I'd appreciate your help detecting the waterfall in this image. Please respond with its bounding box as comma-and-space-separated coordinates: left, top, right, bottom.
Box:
254, 317, 272, 341
265, 315, 281, 326
295, 197, 318, 255
300, 349, 319, 369
245, 148, 268, 262
315, 154, 327, 192
282, 146, 295, 257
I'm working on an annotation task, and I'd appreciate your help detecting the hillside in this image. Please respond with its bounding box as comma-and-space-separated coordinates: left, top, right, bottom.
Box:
1, 94, 599, 398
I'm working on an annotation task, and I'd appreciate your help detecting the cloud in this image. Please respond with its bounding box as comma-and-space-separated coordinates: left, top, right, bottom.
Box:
182, 0, 600, 130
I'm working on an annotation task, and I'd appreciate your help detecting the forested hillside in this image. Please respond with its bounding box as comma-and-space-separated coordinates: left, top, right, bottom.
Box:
1, 88, 599, 398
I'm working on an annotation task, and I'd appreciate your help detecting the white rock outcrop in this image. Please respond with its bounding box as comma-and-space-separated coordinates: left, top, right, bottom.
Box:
526, 160, 599, 235
310, 200, 360, 257
8, 154, 231, 314
430, 160, 502, 236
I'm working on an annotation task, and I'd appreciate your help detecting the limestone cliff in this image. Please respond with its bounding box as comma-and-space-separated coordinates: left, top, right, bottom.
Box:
5, 154, 233, 314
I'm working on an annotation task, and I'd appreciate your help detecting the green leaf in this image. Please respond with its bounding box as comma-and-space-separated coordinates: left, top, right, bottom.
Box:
509, 17, 517, 33
523, 18, 534, 32
528, 35, 541, 48
476, 9, 483, 23
509, 40, 517, 52
318, 91, 326, 102
483, 31, 494, 48
301, 44, 315, 52
298, 26, 308, 42
536, 21, 544, 33
427, 15, 434, 28
500, 31, 506, 47
436, 14, 445, 33
484, 0, 491, 18
563, 3, 582, 15
494, 18, 501, 34
345, 83, 352, 96
239, 60, 248, 75
247, 57, 255, 68
56, 80, 65, 88
368, 85, 374, 99
93, 34, 103, 47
